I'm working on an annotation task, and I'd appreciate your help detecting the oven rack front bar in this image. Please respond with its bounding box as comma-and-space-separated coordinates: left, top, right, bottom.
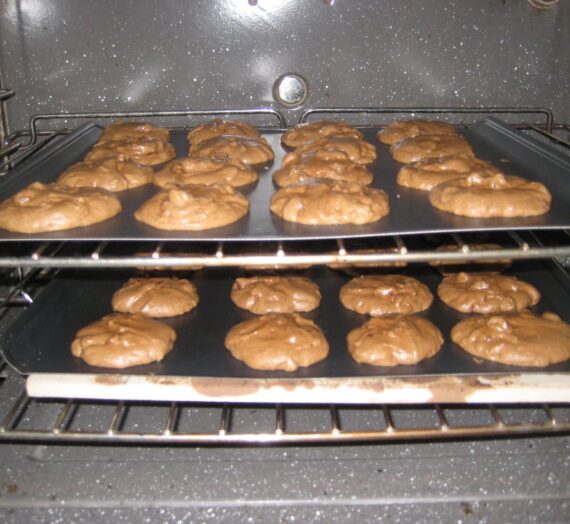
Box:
0, 386, 569, 445
0, 230, 568, 269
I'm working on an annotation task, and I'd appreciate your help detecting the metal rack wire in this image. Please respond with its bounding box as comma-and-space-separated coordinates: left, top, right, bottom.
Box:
0, 107, 568, 444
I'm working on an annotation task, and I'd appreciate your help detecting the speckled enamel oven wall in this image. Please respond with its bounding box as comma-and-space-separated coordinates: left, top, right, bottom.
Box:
0, 0, 568, 131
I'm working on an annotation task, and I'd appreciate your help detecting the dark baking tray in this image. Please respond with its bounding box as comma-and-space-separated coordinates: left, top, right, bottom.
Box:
0, 117, 568, 242
2, 260, 569, 378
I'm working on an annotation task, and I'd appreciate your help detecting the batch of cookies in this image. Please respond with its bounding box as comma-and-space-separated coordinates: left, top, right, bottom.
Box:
0, 116, 568, 373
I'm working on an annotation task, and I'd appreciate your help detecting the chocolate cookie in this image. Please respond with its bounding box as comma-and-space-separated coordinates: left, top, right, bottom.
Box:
283, 137, 377, 165
225, 313, 329, 371
112, 277, 199, 317
282, 121, 363, 148
347, 315, 443, 366
71, 313, 176, 368
85, 136, 176, 165
189, 135, 274, 165
187, 119, 260, 146
391, 134, 474, 163
377, 119, 457, 145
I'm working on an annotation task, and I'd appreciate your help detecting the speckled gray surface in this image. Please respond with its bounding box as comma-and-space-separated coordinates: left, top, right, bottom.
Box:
0, 0, 569, 132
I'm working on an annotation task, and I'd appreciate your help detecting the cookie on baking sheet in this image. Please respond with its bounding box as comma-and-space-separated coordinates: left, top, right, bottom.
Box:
438, 272, 540, 314
112, 277, 199, 317
273, 154, 373, 187
339, 275, 433, 316
71, 313, 176, 369
134, 184, 249, 231
377, 119, 458, 145
390, 134, 474, 163
281, 121, 363, 148
224, 313, 329, 371
57, 157, 153, 192
270, 180, 389, 226
98, 121, 171, 144
0, 182, 122, 234
429, 244, 512, 270
396, 155, 502, 191
230, 276, 321, 314
347, 315, 443, 366
283, 137, 377, 166
153, 157, 258, 189
189, 135, 274, 165
429, 172, 552, 218
85, 136, 176, 165
187, 119, 261, 146
451, 311, 570, 367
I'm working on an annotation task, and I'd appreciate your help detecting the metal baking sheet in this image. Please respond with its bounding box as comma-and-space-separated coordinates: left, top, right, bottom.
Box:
3, 260, 570, 381
0, 117, 568, 242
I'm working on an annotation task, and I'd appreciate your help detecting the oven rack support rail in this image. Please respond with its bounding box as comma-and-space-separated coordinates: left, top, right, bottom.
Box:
0, 230, 568, 269
0, 368, 569, 444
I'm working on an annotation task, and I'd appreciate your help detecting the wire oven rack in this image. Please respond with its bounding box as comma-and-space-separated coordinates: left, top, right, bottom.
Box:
0, 107, 569, 444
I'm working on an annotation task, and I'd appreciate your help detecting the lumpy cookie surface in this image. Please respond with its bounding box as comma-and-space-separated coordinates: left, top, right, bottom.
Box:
112, 277, 199, 317
340, 275, 433, 316
377, 119, 457, 145
283, 137, 377, 165
57, 158, 153, 192
98, 121, 170, 144
154, 157, 257, 188
438, 272, 540, 314
224, 313, 329, 371
85, 136, 176, 165
270, 180, 389, 225
134, 184, 249, 231
0, 182, 122, 233
187, 119, 260, 145
273, 154, 373, 187
429, 173, 551, 218
451, 311, 570, 367
282, 121, 363, 148
390, 134, 473, 163
71, 313, 176, 368
347, 315, 443, 366
397, 155, 501, 191
189, 135, 274, 165
231, 276, 321, 314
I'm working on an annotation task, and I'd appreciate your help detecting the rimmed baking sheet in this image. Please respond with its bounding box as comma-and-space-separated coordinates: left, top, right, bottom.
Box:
0, 117, 568, 242
3, 260, 570, 403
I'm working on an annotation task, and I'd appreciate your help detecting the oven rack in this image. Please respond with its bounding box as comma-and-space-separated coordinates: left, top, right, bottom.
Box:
0, 230, 568, 269
0, 359, 569, 444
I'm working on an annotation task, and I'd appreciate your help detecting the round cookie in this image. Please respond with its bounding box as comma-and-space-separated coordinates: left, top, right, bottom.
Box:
230, 276, 321, 314
154, 157, 258, 189
187, 119, 260, 146
71, 313, 176, 368
390, 134, 474, 163
134, 184, 249, 231
451, 311, 570, 367
189, 135, 274, 165
377, 119, 457, 145
112, 277, 199, 317
339, 275, 433, 316
224, 313, 329, 371
270, 180, 390, 225
397, 155, 502, 191
273, 154, 373, 187
0, 182, 122, 234
85, 136, 176, 165
283, 137, 377, 166
282, 121, 363, 148
57, 157, 153, 192
438, 272, 540, 314
429, 173, 552, 218
98, 121, 170, 144
347, 315, 443, 366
